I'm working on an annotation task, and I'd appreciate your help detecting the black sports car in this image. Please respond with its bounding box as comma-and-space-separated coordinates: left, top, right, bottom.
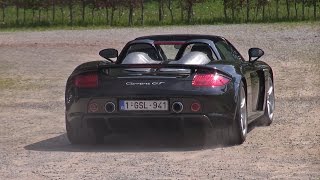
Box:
65, 34, 275, 145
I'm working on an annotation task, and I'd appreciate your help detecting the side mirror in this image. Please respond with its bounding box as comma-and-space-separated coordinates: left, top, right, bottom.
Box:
99, 48, 118, 61
249, 48, 264, 62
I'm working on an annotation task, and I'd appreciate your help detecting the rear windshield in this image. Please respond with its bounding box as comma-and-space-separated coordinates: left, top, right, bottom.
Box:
158, 44, 181, 60
121, 41, 218, 65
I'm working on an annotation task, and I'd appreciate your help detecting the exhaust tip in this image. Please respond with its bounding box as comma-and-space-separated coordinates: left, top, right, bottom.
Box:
172, 102, 183, 113
105, 102, 116, 113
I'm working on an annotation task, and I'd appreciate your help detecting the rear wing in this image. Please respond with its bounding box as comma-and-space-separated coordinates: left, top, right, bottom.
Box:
97, 64, 231, 77
70, 63, 231, 78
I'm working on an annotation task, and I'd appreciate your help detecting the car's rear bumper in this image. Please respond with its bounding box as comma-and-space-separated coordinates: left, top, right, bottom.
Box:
66, 112, 234, 131
66, 89, 238, 131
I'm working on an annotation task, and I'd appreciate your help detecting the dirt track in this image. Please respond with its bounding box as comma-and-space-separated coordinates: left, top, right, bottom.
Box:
0, 23, 319, 179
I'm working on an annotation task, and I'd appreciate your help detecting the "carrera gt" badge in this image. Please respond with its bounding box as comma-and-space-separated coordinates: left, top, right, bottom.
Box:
126, 82, 165, 86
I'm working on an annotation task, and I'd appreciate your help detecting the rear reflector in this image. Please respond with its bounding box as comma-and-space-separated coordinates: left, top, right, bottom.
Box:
191, 102, 201, 112
74, 72, 98, 88
88, 102, 99, 112
192, 73, 230, 87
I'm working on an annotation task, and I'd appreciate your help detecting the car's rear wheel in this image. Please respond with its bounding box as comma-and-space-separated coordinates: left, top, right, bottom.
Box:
66, 118, 104, 144
259, 76, 275, 126
228, 83, 248, 144
205, 83, 248, 146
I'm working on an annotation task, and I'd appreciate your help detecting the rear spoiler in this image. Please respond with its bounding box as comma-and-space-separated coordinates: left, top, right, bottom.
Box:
99, 63, 230, 75
71, 63, 230, 78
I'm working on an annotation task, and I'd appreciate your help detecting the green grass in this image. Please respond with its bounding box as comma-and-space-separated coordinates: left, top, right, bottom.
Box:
0, 0, 319, 31
0, 19, 318, 33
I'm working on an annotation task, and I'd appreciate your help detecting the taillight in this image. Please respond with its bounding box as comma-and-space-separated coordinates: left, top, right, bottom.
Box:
192, 73, 230, 87
74, 72, 98, 88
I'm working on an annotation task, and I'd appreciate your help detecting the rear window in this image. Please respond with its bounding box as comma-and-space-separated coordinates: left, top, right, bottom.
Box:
158, 44, 181, 60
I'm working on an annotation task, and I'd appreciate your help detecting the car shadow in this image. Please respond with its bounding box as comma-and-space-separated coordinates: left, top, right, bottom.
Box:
25, 122, 261, 153
248, 118, 268, 133
24, 132, 213, 152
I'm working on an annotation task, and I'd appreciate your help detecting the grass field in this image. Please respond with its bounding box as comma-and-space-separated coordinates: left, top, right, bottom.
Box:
0, 0, 319, 30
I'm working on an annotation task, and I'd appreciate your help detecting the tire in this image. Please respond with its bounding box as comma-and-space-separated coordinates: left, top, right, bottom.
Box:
228, 83, 248, 144
259, 76, 275, 126
66, 118, 104, 145
206, 83, 248, 146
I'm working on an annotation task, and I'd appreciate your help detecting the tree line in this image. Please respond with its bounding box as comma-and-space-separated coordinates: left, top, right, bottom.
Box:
0, 0, 319, 27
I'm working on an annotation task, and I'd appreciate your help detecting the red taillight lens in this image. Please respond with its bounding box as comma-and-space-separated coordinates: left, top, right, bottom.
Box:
191, 102, 201, 112
74, 73, 98, 88
192, 73, 230, 87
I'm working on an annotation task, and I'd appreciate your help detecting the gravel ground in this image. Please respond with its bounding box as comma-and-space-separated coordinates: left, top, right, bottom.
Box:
0, 23, 319, 179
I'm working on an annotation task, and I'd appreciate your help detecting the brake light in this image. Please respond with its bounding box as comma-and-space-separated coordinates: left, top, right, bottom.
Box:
192, 73, 230, 87
74, 72, 98, 88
